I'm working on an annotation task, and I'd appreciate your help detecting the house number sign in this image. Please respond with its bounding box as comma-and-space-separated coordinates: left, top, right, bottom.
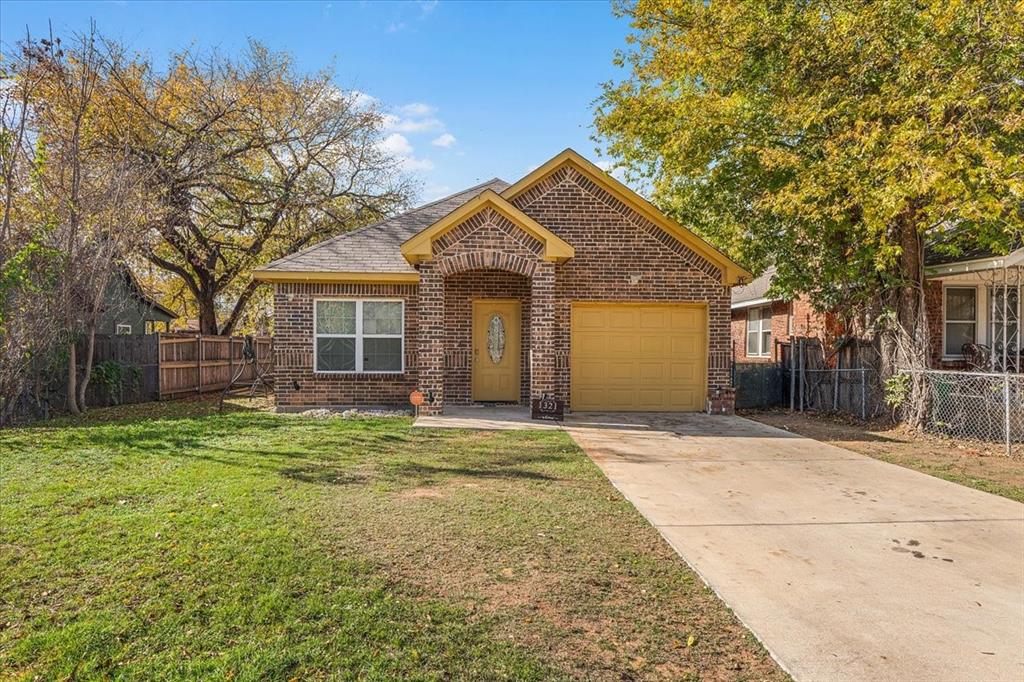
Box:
531, 397, 565, 422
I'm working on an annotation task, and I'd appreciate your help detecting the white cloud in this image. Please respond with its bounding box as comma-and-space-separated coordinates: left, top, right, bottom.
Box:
377, 133, 413, 157
402, 157, 435, 172
349, 90, 377, 109
377, 133, 434, 172
596, 160, 614, 171
431, 133, 456, 148
382, 113, 444, 134
399, 102, 436, 117
387, 21, 407, 33
417, 0, 438, 15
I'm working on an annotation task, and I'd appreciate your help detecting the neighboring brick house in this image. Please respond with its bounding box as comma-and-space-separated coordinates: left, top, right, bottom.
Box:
730, 267, 832, 363
254, 149, 750, 415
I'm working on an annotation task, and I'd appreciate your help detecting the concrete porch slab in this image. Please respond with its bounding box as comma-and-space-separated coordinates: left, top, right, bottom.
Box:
412, 405, 562, 430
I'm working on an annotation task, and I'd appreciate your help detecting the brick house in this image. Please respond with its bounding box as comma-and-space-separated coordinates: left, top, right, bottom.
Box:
924, 245, 1022, 371
254, 149, 750, 415
730, 267, 833, 364
730, 246, 1023, 373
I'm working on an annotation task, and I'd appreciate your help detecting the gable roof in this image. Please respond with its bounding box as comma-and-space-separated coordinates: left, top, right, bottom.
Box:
254, 178, 509, 282
401, 189, 574, 264
253, 149, 752, 286
502, 149, 751, 286
121, 265, 178, 319
731, 267, 779, 308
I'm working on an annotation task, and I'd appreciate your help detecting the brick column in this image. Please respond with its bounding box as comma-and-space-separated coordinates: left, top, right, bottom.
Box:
417, 262, 445, 414
530, 262, 556, 402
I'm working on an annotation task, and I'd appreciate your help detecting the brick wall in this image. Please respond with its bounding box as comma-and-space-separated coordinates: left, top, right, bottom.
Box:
443, 270, 531, 405
272, 165, 737, 412
271, 281, 419, 409
730, 296, 843, 366
731, 301, 791, 362
509, 165, 732, 407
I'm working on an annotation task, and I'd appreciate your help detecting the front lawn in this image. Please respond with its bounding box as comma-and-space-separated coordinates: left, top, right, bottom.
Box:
1, 399, 784, 681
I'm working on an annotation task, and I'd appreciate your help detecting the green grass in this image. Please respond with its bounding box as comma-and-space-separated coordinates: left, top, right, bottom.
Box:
1, 399, 784, 681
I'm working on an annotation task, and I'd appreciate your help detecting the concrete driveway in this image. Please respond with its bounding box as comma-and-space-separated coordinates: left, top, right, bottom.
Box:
564, 413, 1024, 682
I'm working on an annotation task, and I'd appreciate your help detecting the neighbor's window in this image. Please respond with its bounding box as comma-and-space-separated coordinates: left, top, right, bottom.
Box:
315, 299, 403, 373
944, 287, 977, 356
116, 323, 132, 335
746, 307, 772, 357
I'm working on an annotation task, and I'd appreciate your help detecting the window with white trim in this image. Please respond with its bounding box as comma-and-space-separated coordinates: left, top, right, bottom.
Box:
944, 287, 977, 356
746, 306, 772, 357
315, 299, 404, 373
116, 323, 132, 335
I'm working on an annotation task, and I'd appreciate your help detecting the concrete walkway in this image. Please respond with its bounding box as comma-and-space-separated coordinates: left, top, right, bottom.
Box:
564, 413, 1024, 682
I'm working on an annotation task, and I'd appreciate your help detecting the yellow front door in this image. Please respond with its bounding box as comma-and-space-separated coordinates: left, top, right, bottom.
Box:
472, 299, 521, 402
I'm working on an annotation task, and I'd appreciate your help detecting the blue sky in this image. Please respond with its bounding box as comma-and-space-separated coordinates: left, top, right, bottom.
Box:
0, 0, 633, 202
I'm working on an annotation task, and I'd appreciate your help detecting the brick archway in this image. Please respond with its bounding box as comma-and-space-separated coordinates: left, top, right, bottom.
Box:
436, 251, 539, 279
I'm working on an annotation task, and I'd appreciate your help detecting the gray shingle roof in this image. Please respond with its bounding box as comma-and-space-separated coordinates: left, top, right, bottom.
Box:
259, 178, 510, 273
731, 266, 778, 306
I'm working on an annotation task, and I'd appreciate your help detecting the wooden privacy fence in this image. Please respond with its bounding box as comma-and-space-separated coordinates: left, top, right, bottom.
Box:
158, 333, 273, 399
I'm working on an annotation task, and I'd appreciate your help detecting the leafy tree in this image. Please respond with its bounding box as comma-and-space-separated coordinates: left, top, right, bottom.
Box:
595, 0, 1023, 424
103, 42, 412, 335
3, 27, 151, 417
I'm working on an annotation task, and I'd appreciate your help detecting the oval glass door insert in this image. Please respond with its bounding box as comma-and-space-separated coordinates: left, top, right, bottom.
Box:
487, 314, 506, 364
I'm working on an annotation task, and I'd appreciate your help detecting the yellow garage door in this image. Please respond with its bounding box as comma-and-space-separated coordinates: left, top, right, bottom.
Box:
571, 303, 707, 412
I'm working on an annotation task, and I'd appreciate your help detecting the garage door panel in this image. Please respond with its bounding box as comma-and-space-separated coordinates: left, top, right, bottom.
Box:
639, 362, 668, 381
575, 308, 608, 329
639, 335, 668, 355
670, 335, 701, 355
639, 309, 669, 328
606, 335, 636, 355
669, 362, 699, 381
607, 309, 637, 329
574, 335, 608, 356
571, 303, 706, 412
607, 362, 638, 382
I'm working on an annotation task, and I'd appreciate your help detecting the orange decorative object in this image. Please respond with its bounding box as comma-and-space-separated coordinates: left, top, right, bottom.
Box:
409, 390, 425, 406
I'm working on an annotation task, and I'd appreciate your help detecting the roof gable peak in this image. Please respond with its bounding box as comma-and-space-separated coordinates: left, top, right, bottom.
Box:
401, 189, 574, 265
502, 148, 751, 286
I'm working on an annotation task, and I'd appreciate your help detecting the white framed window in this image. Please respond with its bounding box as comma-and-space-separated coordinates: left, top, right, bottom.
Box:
116, 323, 132, 335
314, 299, 404, 373
943, 286, 977, 357
746, 306, 772, 357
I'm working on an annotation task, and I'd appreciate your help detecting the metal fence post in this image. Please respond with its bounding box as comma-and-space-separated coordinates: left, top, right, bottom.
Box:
789, 343, 796, 411
798, 338, 805, 412
1005, 373, 1012, 457
861, 369, 867, 420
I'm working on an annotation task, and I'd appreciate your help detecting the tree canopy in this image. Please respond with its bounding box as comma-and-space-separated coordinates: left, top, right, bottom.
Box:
595, 0, 1023, 314
104, 41, 412, 334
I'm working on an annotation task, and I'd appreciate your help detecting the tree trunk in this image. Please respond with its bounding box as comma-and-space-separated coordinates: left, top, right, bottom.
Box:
197, 291, 220, 335
67, 341, 81, 416
77, 321, 97, 411
882, 208, 931, 429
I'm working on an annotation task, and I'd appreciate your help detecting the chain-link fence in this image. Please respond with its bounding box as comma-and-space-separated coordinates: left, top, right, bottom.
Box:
902, 369, 1024, 456
795, 367, 886, 420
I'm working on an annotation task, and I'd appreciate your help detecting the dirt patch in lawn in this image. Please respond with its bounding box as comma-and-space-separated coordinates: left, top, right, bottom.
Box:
746, 409, 1024, 502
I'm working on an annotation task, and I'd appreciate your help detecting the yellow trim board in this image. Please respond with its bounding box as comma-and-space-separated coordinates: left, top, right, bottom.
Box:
502, 149, 751, 286
401, 189, 575, 265
252, 270, 420, 284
